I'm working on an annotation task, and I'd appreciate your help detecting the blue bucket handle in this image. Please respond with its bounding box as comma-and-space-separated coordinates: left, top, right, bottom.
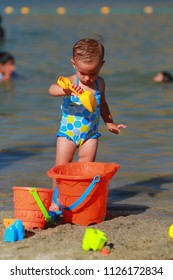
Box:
53, 175, 100, 214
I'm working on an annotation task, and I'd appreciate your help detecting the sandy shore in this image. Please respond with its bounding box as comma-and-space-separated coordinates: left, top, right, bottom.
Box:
1, 205, 173, 260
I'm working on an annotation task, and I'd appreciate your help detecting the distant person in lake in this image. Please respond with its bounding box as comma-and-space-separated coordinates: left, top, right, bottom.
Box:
0, 51, 16, 81
0, 15, 5, 41
153, 71, 173, 83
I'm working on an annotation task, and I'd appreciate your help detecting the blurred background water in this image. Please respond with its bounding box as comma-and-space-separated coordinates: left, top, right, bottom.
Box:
0, 0, 173, 214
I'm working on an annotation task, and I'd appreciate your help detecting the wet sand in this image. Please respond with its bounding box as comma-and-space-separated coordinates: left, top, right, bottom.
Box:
0, 205, 173, 260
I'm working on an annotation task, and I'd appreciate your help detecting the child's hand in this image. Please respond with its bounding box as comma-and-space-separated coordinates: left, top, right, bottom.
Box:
106, 123, 126, 134
71, 83, 84, 97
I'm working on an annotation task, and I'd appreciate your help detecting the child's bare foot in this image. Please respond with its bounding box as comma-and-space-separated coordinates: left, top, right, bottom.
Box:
49, 187, 62, 214
49, 202, 60, 212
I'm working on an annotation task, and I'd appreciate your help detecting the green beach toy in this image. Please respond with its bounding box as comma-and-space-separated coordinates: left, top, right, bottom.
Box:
82, 228, 107, 251
30, 187, 52, 222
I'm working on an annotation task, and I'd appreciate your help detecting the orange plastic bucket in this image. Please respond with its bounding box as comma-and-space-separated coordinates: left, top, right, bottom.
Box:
13, 187, 53, 229
47, 162, 120, 226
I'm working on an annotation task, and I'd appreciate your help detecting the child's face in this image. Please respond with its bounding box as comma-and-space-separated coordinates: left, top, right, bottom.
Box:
1, 60, 16, 74
153, 72, 164, 83
71, 58, 104, 86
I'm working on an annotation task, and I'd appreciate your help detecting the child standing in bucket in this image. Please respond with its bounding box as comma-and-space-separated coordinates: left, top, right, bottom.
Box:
48, 37, 126, 211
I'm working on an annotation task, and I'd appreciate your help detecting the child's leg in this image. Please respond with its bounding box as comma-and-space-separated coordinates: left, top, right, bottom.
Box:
49, 137, 76, 211
78, 138, 98, 162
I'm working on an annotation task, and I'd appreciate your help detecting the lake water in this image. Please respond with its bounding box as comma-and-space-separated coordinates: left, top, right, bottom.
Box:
1, 0, 173, 214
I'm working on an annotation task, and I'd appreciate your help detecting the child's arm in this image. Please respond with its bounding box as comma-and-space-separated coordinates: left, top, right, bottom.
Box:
49, 76, 83, 97
49, 83, 71, 97
100, 79, 126, 134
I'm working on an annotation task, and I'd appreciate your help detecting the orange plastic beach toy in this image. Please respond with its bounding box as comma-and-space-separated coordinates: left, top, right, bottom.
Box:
3, 218, 16, 228
57, 76, 97, 113
47, 162, 120, 226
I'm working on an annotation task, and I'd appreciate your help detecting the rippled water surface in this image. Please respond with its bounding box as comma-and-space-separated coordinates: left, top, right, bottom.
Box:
1, 1, 173, 213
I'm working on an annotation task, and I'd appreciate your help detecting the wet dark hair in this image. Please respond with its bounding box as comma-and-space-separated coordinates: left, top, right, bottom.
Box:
0, 15, 5, 40
0, 51, 14, 64
162, 71, 173, 82
0, 28, 5, 40
73, 38, 104, 63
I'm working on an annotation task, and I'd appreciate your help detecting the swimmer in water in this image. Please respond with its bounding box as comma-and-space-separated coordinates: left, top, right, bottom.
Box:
0, 51, 16, 81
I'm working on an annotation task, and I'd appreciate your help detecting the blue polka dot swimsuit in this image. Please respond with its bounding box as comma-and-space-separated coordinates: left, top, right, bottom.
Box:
57, 77, 101, 147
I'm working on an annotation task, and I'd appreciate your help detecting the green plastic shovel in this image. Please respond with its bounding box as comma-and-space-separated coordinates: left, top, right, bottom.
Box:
30, 187, 52, 222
